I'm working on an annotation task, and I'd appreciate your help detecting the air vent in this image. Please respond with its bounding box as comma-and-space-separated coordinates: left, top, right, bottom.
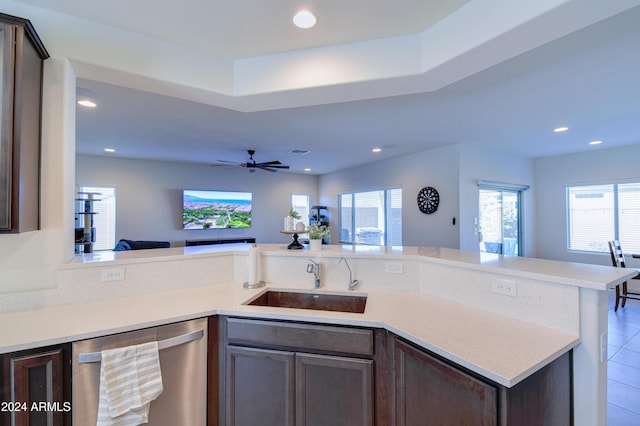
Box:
289, 149, 310, 155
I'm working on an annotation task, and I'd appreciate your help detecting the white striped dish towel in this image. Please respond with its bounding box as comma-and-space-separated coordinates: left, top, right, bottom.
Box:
96, 341, 163, 426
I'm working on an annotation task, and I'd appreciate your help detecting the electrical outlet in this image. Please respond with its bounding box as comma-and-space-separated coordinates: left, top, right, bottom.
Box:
491, 279, 517, 297
101, 267, 125, 282
384, 262, 404, 274
601, 332, 608, 363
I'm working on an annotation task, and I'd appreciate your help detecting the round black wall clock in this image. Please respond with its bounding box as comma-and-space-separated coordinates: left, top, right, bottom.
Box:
417, 186, 439, 214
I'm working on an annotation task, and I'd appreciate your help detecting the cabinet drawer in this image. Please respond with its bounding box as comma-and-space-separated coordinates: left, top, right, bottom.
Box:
225, 317, 374, 356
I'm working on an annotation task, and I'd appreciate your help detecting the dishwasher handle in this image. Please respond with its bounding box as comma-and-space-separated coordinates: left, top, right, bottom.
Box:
77, 329, 204, 364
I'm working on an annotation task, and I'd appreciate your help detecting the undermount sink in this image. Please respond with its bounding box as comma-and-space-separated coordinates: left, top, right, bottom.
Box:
246, 290, 367, 314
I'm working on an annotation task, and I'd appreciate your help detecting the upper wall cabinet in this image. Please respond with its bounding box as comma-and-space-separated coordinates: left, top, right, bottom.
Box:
0, 13, 48, 233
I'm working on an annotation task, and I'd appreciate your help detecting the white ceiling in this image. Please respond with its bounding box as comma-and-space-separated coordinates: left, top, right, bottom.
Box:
13, 0, 640, 174
14, 0, 470, 59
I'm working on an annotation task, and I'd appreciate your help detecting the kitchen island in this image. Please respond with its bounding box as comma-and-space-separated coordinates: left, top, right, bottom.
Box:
0, 244, 634, 425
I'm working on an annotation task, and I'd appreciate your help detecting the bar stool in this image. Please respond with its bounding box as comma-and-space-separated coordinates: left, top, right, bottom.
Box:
608, 240, 640, 311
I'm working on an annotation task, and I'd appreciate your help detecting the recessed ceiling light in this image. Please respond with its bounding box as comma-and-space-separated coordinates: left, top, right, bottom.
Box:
304, 168, 311, 172
372, 148, 382, 153
104, 148, 116, 153
293, 10, 317, 29
78, 99, 97, 108
589, 140, 602, 145
553, 126, 569, 133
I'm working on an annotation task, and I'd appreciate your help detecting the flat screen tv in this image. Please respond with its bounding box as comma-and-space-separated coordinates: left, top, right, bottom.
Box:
183, 190, 252, 229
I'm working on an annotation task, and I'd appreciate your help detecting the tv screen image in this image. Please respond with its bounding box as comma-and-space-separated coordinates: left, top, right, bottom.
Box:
183, 190, 252, 229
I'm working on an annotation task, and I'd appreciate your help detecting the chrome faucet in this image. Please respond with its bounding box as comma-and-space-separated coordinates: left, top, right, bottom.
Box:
339, 257, 359, 291
306, 259, 321, 288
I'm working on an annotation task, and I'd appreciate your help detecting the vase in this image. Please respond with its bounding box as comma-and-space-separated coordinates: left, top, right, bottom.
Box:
309, 239, 322, 251
284, 216, 294, 231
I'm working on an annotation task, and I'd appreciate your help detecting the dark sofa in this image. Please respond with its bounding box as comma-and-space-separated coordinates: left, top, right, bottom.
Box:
113, 239, 170, 251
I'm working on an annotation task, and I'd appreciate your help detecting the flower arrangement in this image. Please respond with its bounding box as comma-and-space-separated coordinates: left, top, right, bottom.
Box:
308, 223, 331, 239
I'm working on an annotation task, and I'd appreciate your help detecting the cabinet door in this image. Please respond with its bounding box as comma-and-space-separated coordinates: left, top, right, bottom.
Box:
0, 15, 46, 233
296, 353, 373, 426
1, 348, 70, 426
225, 345, 295, 426
394, 339, 497, 426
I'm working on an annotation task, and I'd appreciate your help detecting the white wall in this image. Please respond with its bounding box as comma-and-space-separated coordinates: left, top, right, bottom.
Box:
319, 145, 461, 248
78, 142, 540, 255
76, 155, 318, 246
0, 58, 76, 294
318, 143, 536, 251
535, 144, 640, 265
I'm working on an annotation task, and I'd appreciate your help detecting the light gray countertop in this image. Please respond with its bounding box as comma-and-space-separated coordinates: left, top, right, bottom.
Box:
0, 280, 577, 387
2, 244, 632, 388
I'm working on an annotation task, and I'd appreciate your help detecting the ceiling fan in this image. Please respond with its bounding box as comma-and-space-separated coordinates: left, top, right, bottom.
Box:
212, 149, 290, 173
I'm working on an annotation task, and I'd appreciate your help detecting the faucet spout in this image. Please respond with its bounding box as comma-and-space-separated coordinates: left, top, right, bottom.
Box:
339, 257, 359, 291
306, 259, 322, 288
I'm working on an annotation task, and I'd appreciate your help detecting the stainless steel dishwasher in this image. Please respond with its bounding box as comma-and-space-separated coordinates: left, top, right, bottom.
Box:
72, 318, 207, 425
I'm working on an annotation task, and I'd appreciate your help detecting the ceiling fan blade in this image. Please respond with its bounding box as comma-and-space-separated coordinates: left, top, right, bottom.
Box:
256, 164, 289, 172
210, 163, 240, 167
209, 164, 240, 172
256, 160, 282, 166
216, 159, 241, 164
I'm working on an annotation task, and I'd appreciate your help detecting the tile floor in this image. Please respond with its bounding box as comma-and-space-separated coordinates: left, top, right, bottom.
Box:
607, 293, 640, 425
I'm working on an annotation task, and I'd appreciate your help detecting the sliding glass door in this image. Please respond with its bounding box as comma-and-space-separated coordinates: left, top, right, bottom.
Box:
478, 189, 521, 256
339, 188, 402, 246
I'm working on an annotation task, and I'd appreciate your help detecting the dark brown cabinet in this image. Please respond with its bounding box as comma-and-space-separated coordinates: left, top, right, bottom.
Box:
0, 13, 48, 233
392, 337, 572, 426
213, 316, 571, 426
296, 352, 373, 426
218, 317, 375, 426
0, 344, 71, 426
225, 345, 296, 425
394, 338, 497, 425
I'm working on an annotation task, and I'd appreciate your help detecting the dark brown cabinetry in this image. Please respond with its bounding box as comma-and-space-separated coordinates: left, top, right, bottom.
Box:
393, 337, 572, 426
0, 344, 71, 426
214, 318, 571, 426
225, 345, 295, 425
394, 338, 498, 425
0, 13, 48, 233
218, 317, 375, 426
296, 353, 373, 426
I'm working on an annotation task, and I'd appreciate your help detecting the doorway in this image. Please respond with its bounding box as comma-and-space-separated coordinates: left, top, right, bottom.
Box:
478, 188, 522, 256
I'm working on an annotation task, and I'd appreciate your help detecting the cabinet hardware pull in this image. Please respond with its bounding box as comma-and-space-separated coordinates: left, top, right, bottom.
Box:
77, 329, 204, 364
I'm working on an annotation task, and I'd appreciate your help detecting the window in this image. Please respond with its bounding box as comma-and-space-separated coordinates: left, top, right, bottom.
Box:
291, 194, 310, 228
78, 185, 116, 251
339, 188, 402, 246
567, 183, 640, 253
